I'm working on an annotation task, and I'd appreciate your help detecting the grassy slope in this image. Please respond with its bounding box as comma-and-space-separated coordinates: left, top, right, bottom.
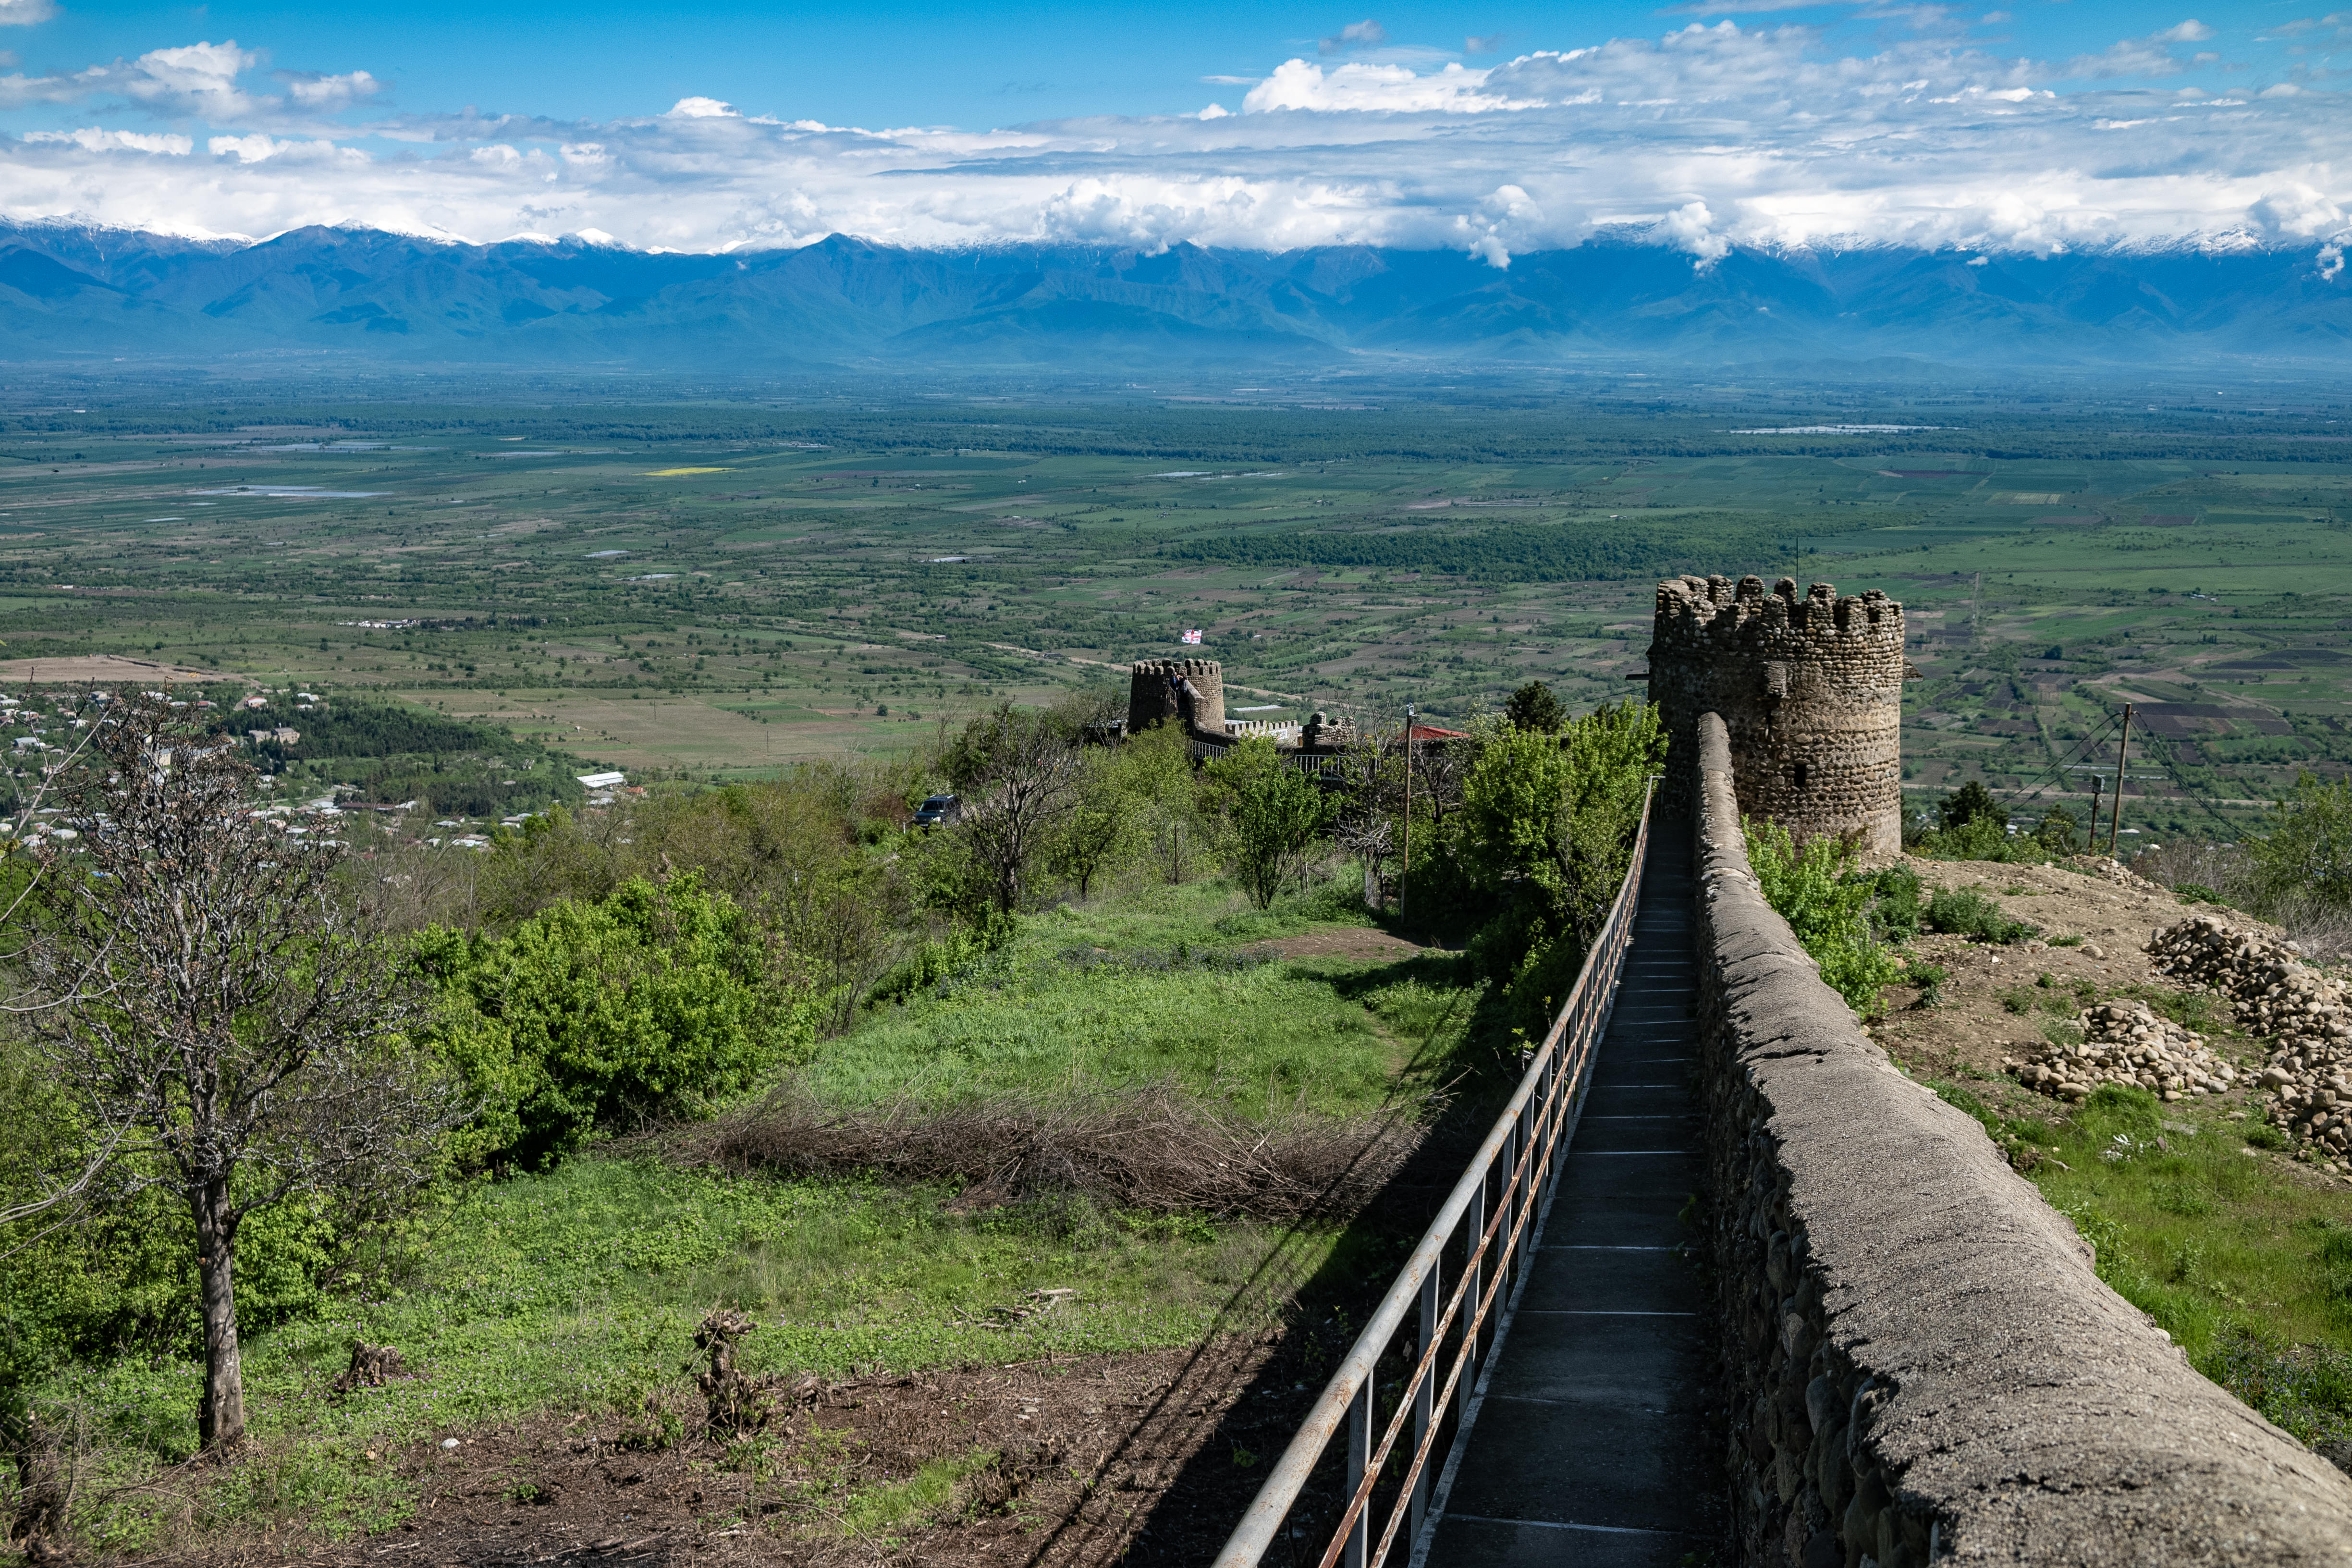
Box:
45, 873, 1474, 1552
808, 881, 1466, 1116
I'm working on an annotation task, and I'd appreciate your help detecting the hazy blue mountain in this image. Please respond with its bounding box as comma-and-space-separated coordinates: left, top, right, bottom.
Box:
0, 221, 2343, 368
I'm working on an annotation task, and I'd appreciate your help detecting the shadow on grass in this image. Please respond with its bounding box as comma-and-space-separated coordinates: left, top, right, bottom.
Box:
1009, 960, 1523, 1567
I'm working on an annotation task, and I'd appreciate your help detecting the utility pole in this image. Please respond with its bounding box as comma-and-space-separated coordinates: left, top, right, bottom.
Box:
1400, 703, 1415, 916
2107, 704, 2134, 858
2086, 772, 2104, 849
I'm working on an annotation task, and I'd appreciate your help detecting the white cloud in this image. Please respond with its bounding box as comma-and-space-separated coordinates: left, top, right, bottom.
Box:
1244, 58, 1534, 113
1466, 33, 1507, 54
0, 39, 384, 125
0, 0, 55, 26
279, 69, 380, 111
1320, 20, 1387, 57
2062, 23, 2220, 79
23, 125, 191, 154
0, 18, 2346, 265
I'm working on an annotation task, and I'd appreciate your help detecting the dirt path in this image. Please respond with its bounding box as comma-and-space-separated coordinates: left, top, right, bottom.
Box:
1262, 927, 1436, 962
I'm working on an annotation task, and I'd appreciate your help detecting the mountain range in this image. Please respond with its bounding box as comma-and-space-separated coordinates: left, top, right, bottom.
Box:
1, 222, 2346, 369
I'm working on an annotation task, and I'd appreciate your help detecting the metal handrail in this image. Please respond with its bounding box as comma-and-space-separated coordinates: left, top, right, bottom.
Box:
1213, 780, 1656, 1568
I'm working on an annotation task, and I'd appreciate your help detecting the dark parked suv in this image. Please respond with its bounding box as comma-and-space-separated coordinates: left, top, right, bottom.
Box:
912, 793, 960, 828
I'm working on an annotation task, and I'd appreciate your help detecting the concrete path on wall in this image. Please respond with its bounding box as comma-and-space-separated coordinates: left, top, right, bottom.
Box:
1419, 823, 1723, 1567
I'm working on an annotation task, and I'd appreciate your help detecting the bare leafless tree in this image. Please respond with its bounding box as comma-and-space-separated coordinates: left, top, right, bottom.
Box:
945, 705, 1084, 913
13, 698, 460, 1451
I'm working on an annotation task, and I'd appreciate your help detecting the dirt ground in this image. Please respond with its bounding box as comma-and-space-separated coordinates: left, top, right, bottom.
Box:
1868, 853, 2199, 1080
1866, 853, 2348, 1189
157, 1335, 1358, 1568
0, 654, 230, 686
1262, 927, 1433, 962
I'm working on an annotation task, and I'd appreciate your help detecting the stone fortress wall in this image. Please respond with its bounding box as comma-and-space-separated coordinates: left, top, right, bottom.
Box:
1689, 711, 2352, 1566
1649, 574, 1908, 856
1127, 658, 1227, 741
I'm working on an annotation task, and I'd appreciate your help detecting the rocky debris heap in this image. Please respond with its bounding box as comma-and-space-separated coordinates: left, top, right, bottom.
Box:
2071, 854, 2168, 894
2009, 1000, 2235, 1103
2148, 914, 2352, 1167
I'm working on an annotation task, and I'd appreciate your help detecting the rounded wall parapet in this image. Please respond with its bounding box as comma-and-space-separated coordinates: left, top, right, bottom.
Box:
1127, 657, 1227, 740
1649, 574, 1906, 853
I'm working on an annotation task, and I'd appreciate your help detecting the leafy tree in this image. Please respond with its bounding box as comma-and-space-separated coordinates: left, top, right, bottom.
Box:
2033, 804, 2082, 855
1937, 779, 2003, 833
1460, 701, 1665, 944
1214, 740, 1336, 908
1503, 680, 1565, 734
1455, 701, 1665, 1027
943, 705, 1083, 914
419, 873, 817, 1171
14, 698, 455, 1451
2250, 772, 2352, 909
1049, 750, 1131, 900
1104, 722, 1213, 885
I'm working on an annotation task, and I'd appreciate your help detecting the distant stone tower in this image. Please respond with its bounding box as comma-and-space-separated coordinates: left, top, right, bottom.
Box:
1648, 575, 1907, 855
1127, 658, 1228, 740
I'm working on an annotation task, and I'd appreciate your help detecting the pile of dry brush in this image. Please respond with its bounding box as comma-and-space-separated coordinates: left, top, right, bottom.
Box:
687, 1079, 1424, 1222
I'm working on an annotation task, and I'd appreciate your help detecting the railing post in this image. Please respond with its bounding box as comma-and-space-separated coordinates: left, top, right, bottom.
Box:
1498, 1122, 1518, 1283
1346, 1379, 1371, 1568
1460, 1181, 1482, 1423
1413, 1262, 1438, 1539
1516, 1098, 1534, 1285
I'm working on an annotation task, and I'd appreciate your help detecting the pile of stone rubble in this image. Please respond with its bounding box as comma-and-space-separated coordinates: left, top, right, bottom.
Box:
2009, 999, 2237, 1103
2071, 855, 2168, 894
2147, 914, 2352, 1167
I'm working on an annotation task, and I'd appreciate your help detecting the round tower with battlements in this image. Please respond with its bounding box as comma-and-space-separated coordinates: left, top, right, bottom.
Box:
1127, 658, 1228, 740
1648, 575, 1907, 854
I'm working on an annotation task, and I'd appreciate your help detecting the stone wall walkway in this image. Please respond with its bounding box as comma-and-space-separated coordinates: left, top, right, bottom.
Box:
1420, 825, 1724, 1567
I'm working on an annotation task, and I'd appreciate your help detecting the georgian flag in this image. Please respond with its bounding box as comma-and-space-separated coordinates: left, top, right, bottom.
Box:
1180, 629, 1203, 645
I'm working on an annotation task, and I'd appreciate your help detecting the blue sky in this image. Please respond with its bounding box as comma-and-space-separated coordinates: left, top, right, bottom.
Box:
4, 0, 2305, 126
0, 0, 2345, 258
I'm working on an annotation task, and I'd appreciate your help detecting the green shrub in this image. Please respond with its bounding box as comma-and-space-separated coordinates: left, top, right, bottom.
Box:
1938, 780, 2003, 833
866, 914, 1018, 1006
419, 873, 819, 1170
1921, 813, 2016, 863
1744, 821, 1902, 1017
2033, 805, 2083, 855
1866, 865, 1923, 941
2250, 772, 2352, 910
1924, 887, 2040, 944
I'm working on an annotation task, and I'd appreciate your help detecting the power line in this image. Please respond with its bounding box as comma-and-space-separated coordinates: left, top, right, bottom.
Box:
1993, 711, 2122, 815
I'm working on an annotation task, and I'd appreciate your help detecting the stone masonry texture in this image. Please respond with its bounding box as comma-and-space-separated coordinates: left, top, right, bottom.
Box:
1652, 575, 1906, 855
1127, 658, 1227, 741
1691, 711, 2352, 1566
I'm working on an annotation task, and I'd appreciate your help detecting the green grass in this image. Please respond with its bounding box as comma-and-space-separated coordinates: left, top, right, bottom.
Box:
811, 874, 1470, 1118
29, 876, 1459, 1554
43, 1156, 1349, 1551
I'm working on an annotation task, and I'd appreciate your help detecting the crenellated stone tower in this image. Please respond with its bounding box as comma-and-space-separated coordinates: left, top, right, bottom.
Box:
1127, 658, 1228, 740
1648, 575, 1907, 854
